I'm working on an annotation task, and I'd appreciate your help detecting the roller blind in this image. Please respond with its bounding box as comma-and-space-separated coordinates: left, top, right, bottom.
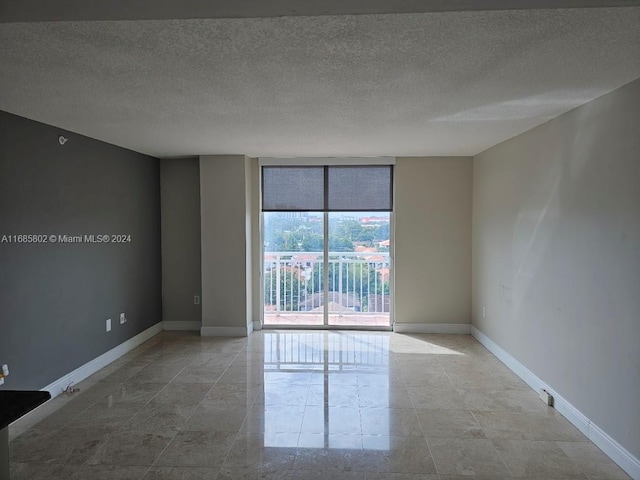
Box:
328, 166, 393, 211
262, 166, 325, 211
262, 165, 393, 212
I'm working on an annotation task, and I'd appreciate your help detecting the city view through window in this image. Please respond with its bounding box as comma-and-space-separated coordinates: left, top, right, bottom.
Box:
263, 212, 391, 327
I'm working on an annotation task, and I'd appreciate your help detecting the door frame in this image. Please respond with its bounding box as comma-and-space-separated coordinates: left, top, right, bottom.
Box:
258, 157, 396, 331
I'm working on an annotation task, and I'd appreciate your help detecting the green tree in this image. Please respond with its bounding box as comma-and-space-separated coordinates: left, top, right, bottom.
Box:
328, 235, 354, 252
356, 228, 375, 242
375, 223, 390, 242
301, 233, 323, 251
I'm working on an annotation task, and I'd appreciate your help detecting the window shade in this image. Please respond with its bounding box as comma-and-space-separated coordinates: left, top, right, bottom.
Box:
328, 166, 392, 211
262, 166, 324, 211
262, 165, 393, 212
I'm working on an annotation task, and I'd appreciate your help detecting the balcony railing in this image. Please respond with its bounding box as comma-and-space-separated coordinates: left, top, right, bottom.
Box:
264, 251, 390, 315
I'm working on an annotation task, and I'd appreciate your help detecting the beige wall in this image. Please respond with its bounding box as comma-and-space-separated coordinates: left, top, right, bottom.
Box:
394, 157, 473, 327
200, 155, 253, 334
160, 158, 201, 326
472, 78, 640, 459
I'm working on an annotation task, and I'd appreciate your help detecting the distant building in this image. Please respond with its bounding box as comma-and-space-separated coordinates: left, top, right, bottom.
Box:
355, 245, 377, 253
291, 253, 320, 264
377, 267, 390, 282
360, 216, 389, 224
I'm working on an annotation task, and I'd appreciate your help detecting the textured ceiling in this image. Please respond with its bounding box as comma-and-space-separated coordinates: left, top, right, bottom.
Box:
1, 8, 639, 158
3, 0, 640, 22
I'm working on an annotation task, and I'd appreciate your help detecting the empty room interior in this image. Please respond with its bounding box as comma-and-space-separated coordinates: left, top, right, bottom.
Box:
1, 1, 639, 479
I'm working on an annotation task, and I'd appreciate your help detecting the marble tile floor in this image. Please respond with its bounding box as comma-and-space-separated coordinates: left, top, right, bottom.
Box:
8, 330, 630, 480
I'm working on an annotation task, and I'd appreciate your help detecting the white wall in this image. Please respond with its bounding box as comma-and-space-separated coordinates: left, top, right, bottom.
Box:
160, 158, 202, 328
395, 157, 473, 329
472, 78, 640, 460
200, 155, 253, 335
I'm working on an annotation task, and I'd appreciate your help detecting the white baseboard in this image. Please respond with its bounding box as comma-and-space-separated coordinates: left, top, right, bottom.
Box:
163, 321, 201, 331
201, 325, 251, 337
394, 322, 471, 334
471, 325, 640, 480
41, 322, 163, 398
40, 320, 250, 399
589, 421, 640, 480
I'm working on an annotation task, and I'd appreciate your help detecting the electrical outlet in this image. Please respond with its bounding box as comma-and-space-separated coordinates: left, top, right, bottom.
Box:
120, 313, 126, 324
194, 295, 200, 305
2, 364, 8, 376
482, 306, 486, 318
106, 319, 111, 332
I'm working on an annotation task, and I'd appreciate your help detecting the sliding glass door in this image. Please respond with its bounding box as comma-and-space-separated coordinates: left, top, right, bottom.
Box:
262, 165, 393, 329
327, 212, 390, 327
263, 211, 325, 326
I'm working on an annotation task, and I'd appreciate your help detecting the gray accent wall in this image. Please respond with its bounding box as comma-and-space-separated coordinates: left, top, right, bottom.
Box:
0, 111, 161, 390
160, 158, 202, 326
472, 78, 640, 459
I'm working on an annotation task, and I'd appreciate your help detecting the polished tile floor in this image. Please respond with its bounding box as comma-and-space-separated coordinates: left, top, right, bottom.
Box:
9, 331, 630, 479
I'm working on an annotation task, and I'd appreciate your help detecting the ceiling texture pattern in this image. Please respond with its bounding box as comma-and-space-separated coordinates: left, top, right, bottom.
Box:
0, 5, 639, 158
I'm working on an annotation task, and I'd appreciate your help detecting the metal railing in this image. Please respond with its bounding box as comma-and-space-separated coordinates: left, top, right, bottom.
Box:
264, 251, 390, 315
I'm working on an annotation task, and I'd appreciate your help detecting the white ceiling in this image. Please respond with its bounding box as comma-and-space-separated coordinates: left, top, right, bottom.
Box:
3, 0, 639, 21
1, 6, 639, 158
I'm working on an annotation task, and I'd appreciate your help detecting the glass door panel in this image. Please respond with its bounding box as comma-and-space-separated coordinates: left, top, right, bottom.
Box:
327, 212, 391, 327
263, 211, 325, 326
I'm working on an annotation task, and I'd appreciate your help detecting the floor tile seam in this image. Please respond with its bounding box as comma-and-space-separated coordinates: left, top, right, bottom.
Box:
159, 365, 222, 418
468, 420, 588, 443
85, 429, 174, 469
552, 440, 618, 480
29, 401, 95, 438
187, 393, 248, 430
116, 403, 157, 433
467, 410, 490, 441
438, 363, 462, 393
9, 435, 53, 464
135, 464, 153, 480
408, 407, 440, 477
32, 413, 81, 434
113, 363, 147, 383
64, 387, 111, 416
424, 435, 512, 478
284, 461, 436, 475
554, 437, 610, 466
485, 436, 569, 478
405, 381, 421, 411
217, 432, 249, 472
147, 429, 191, 469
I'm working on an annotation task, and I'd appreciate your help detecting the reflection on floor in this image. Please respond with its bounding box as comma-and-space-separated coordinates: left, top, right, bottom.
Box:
264, 313, 390, 327
9, 331, 630, 479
